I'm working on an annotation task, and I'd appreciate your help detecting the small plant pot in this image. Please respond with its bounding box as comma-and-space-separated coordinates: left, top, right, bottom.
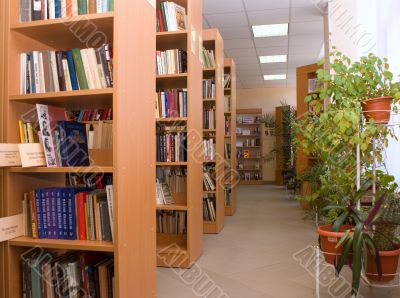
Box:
366, 248, 400, 283
362, 96, 392, 124
317, 225, 353, 265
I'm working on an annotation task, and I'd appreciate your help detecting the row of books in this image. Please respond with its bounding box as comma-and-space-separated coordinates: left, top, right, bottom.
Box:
18, 120, 37, 143
237, 127, 261, 136
236, 139, 261, 147
240, 172, 262, 181
86, 121, 112, 150
156, 210, 187, 234
156, 131, 187, 162
202, 48, 216, 69
67, 173, 113, 189
20, 0, 114, 22
224, 74, 231, 89
224, 188, 231, 207
203, 197, 216, 222
203, 79, 216, 99
67, 107, 112, 122
237, 116, 261, 124
156, 49, 187, 75
22, 186, 114, 241
203, 106, 216, 130
203, 138, 215, 161
20, 45, 113, 95
203, 168, 216, 191
224, 143, 231, 159
225, 115, 231, 136
21, 250, 114, 298
224, 96, 231, 113
156, 166, 187, 193
155, 179, 174, 205
156, 1, 187, 32
156, 89, 188, 118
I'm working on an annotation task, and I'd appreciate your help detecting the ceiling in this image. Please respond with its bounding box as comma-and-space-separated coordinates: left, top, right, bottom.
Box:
203, 0, 325, 89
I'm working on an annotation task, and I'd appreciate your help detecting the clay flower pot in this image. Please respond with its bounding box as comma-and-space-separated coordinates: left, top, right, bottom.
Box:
362, 96, 393, 124
317, 225, 353, 265
366, 247, 400, 283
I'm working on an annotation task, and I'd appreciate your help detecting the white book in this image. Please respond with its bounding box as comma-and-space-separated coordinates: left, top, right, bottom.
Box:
48, 0, 55, 19
168, 2, 176, 31
62, 59, 72, 91
161, 92, 166, 117
97, 0, 103, 13
43, 0, 48, 19
20, 53, 27, 94
72, 0, 79, 16
80, 49, 95, 89
87, 48, 102, 89
102, 0, 108, 12
38, 52, 46, 93
49, 51, 60, 92
105, 185, 114, 240
32, 51, 41, 93
61, 0, 67, 18
179, 92, 183, 117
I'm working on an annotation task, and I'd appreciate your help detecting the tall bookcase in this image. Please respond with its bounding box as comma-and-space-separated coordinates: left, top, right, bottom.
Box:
236, 108, 263, 185
223, 58, 237, 216
202, 29, 224, 234
156, 0, 204, 267
2, 1, 156, 297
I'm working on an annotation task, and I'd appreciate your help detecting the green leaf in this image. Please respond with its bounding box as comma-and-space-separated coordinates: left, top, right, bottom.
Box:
332, 210, 349, 232
351, 222, 363, 295
335, 235, 353, 275
336, 229, 351, 249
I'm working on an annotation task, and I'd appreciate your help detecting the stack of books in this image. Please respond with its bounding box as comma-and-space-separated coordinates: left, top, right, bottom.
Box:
156, 210, 187, 234
156, 166, 187, 193
156, 49, 187, 75
156, 89, 188, 118
203, 106, 216, 129
20, 45, 113, 94
203, 197, 216, 221
67, 108, 112, 122
202, 79, 216, 99
22, 185, 114, 241
203, 139, 215, 161
19, 0, 115, 22
156, 130, 187, 162
155, 180, 175, 205
85, 121, 113, 150
156, 1, 187, 32
203, 167, 216, 191
21, 251, 114, 298
202, 48, 216, 69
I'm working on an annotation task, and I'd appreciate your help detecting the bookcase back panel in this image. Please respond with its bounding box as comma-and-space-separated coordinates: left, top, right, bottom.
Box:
156, 77, 188, 90
157, 35, 187, 51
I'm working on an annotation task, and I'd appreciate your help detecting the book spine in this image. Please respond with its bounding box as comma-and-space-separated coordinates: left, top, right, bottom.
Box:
55, 0, 61, 18
28, 191, 38, 238
76, 192, 87, 240
62, 58, 72, 91
80, 49, 94, 89
38, 52, 46, 93
105, 185, 114, 240
88, 0, 96, 13
61, 189, 69, 239
27, 122, 35, 143
41, 51, 51, 93
56, 189, 63, 239
41, 190, 48, 238
32, 0, 42, 21
67, 190, 77, 239
35, 190, 43, 238
50, 51, 60, 92
55, 51, 66, 91
71, 48, 88, 89
32, 51, 41, 93
97, 0, 103, 13
103, 44, 113, 86
66, 51, 79, 90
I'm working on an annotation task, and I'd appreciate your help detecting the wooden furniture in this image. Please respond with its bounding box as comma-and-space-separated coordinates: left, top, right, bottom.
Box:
2, 1, 156, 296
156, 0, 204, 267
296, 63, 321, 176
236, 108, 263, 185
202, 28, 224, 234
223, 58, 237, 216
0, 1, 5, 295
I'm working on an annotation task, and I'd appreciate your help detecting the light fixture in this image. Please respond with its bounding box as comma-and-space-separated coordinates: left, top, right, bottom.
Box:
259, 55, 287, 64
264, 74, 286, 81
252, 23, 288, 38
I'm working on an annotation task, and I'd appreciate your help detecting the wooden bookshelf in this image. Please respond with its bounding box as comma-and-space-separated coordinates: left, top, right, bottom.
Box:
0, 1, 5, 295
202, 29, 224, 234
223, 58, 237, 216
236, 109, 263, 185
156, 0, 204, 268
2, 1, 156, 297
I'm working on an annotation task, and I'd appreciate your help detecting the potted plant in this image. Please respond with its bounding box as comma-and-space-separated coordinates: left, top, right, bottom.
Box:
262, 113, 275, 136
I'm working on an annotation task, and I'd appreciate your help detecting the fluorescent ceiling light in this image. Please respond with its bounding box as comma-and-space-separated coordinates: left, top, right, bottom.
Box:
264, 74, 286, 81
260, 55, 287, 64
252, 23, 288, 38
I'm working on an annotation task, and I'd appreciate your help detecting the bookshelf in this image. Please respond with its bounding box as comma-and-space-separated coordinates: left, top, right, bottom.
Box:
236, 108, 263, 185
202, 29, 224, 234
223, 58, 237, 216
2, 1, 156, 297
156, 0, 204, 267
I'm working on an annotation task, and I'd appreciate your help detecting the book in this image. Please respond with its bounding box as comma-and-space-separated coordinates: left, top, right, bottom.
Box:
203, 106, 216, 129
201, 48, 216, 69
156, 128, 187, 162
203, 79, 216, 99
156, 49, 187, 75
203, 197, 216, 221
156, 89, 187, 118
156, 1, 187, 32
156, 210, 186, 234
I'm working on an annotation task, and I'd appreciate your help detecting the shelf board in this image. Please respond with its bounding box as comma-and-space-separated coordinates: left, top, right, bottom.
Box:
156, 30, 187, 48
156, 73, 187, 79
224, 112, 231, 115
224, 89, 231, 91
236, 135, 261, 138
203, 129, 216, 133
156, 117, 188, 122
224, 135, 231, 138
237, 146, 262, 148
203, 160, 216, 163
8, 166, 113, 173
203, 98, 216, 102
9, 236, 114, 252
11, 13, 114, 48
236, 123, 262, 126
237, 168, 262, 171
203, 67, 216, 72
203, 220, 216, 225
156, 204, 188, 211
156, 30, 187, 37
156, 162, 188, 166
10, 89, 113, 108
203, 191, 216, 194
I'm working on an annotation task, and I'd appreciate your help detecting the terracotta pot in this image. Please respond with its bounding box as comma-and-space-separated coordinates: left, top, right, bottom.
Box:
366, 247, 400, 283
362, 96, 392, 124
317, 225, 353, 265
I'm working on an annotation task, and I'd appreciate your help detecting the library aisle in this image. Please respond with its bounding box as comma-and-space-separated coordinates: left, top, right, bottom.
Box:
157, 185, 400, 298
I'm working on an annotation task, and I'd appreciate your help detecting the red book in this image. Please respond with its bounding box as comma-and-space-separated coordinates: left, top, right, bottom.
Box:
76, 192, 88, 240
66, 0, 72, 17
29, 191, 38, 239
158, 9, 165, 32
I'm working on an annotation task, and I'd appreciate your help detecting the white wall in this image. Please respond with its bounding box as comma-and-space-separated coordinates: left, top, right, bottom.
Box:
237, 87, 297, 181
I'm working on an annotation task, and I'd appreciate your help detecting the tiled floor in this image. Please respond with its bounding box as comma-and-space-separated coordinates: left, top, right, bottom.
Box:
157, 185, 400, 298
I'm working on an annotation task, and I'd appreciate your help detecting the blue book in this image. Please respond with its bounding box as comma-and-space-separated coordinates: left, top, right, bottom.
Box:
103, 0, 109, 12
165, 92, 169, 117
61, 188, 69, 239
66, 187, 91, 239
34, 190, 43, 238
44, 189, 53, 239
58, 121, 90, 167
55, 0, 61, 18
183, 90, 187, 117
55, 188, 63, 239
66, 51, 79, 90
51, 188, 59, 239
28, 52, 36, 94
41, 189, 48, 238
